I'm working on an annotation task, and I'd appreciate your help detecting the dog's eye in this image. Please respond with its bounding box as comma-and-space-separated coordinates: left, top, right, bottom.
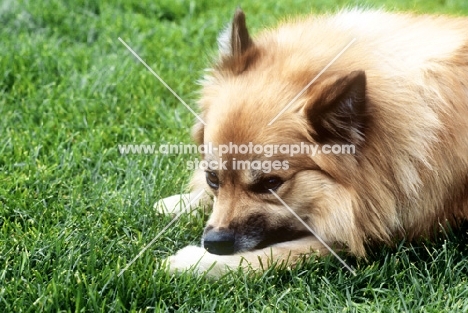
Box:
251, 176, 284, 194
263, 176, 283, 191
205, 171, 219, 190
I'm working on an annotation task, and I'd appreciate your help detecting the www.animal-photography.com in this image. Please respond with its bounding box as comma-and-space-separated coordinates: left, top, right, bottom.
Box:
2, 0, 468, 311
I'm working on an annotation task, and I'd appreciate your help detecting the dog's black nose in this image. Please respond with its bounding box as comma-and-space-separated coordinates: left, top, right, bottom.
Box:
203, 229, 235, 255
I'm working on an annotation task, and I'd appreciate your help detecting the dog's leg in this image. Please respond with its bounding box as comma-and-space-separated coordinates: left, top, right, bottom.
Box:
154, 168, 213, 215
154, 192, 196, 214
166, 236, 329, 277
154, 190, 212, 215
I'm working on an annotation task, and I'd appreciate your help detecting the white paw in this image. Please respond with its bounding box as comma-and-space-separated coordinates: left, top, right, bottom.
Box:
154, 193, 198, 215
166, 246, 218, 275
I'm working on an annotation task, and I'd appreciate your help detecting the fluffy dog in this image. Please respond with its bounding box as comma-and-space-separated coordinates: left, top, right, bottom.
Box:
157, 8, 468, 277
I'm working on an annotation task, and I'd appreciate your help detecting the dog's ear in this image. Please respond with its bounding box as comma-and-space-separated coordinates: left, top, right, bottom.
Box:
191, 119, 204, 145
217, 8, 255, 73
305, 71, 368, 146
218, 8, 252, 58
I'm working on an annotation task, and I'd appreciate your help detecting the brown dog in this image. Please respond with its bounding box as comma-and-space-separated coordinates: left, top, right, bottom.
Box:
157, 8, 468, 277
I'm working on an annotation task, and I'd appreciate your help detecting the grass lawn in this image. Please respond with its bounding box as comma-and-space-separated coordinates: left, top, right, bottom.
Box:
1, 0, 468, 311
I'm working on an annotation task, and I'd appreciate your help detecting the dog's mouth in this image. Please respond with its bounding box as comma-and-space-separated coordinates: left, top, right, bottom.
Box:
203, 223, 311, 255
253, 228, 311, 250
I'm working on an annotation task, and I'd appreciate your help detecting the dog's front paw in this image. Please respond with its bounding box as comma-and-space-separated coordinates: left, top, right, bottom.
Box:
154, 193, 195, 215
165, 246, 230, 277
167, 246, 209, 271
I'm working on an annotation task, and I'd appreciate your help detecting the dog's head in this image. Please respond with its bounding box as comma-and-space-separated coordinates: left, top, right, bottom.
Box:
194, 9, 370, 257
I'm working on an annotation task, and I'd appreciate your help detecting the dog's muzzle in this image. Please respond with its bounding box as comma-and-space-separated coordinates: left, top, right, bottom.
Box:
203, 229, 235, 255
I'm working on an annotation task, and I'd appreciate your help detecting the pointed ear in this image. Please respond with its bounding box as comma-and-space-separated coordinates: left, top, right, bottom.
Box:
191, 119, 204, 145
216, 9, 256, 74
305, 71, 368, 146
218, 8, 253, 58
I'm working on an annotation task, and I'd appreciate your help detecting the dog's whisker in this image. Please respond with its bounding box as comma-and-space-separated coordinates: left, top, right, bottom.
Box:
269, 189, 357, 276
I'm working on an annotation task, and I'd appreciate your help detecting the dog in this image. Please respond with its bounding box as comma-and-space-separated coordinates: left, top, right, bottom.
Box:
156, 8, 468, 277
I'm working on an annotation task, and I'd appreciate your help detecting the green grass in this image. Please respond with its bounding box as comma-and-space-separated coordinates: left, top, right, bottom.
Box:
1, 0, 468, 311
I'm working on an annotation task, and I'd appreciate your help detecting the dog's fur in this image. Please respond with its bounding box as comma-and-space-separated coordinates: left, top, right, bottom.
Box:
157, 9, 468, 277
